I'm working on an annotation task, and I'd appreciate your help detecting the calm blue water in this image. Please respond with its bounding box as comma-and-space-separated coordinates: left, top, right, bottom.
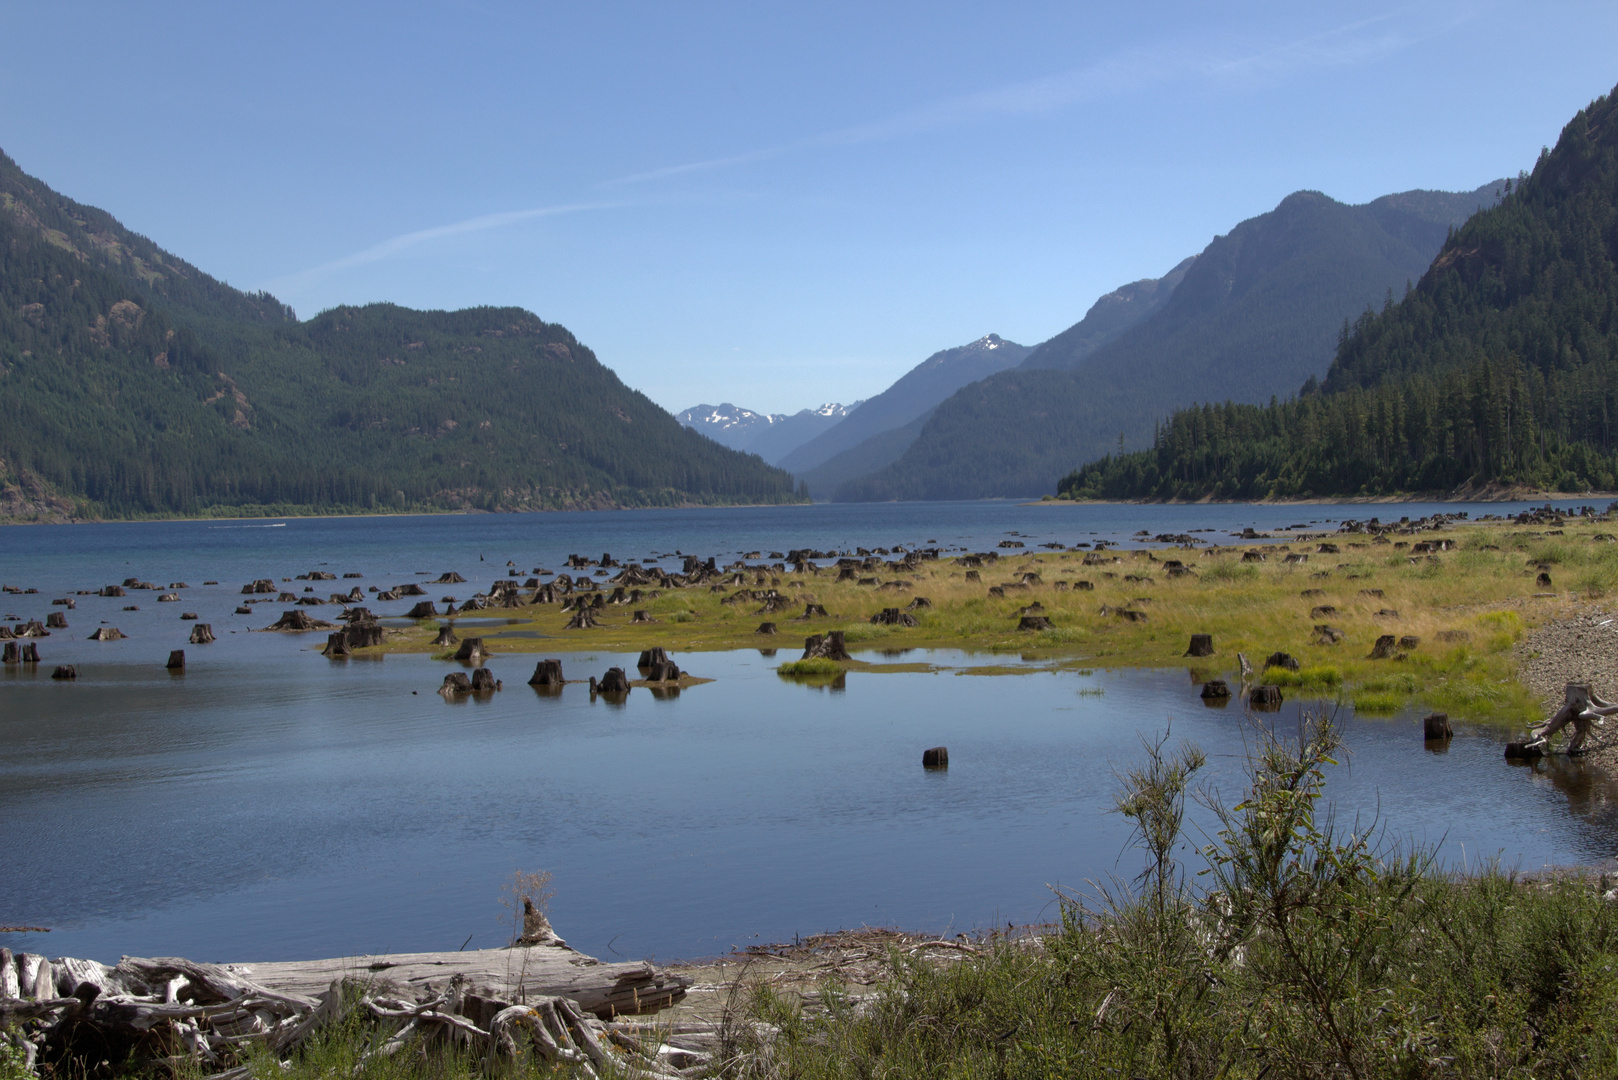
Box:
1, 500, 1608, 966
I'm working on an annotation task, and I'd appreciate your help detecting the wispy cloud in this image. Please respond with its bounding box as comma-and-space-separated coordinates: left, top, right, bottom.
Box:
603, 12, 1439, 188
265, 200, 624, 292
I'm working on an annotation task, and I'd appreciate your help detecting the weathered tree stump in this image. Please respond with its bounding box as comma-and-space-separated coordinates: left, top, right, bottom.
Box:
528, 659, 565, 687
1369, 634, 1398, 659
637, 648, 670, 670
1537, 571, 1553, 588
45, 612, 67, 629
645, 660, 682, 682
50, 665, 76, 680
1399, 635, 1421, 649
267, 610, 335, 632
322, 632, 350, 658
1, 642, 16, 664
1313, 624, 1344, 645
1423, 712, 1452, 740
906, 596, 932, 610
1264, 651, 1300, 671
1310, 605, 1337, 618
595, 667, 630, 693
631, 609, 656, 623
166, 649, 185, 671
441, 672, 472, 694
470, 667, 500, 692
1200, 679, 1230, 701
794, 603, 830, 620
88, 627, 124, 641
189, 623, 215, 644
964, 570, 981, 582
1018, 615, 1053, 631
802, 631, 852, 662
565, 605, 601, 629
756, 621, 778, 635
1185, 633, 1214, 657
1504, 740, 1544, 760
872, 607, 920, 627
454, 638, 487, 662
1249, 684, 1284, 710
431, 623, 458, 646
922, 746, 948, 769
406, 600, 439, 619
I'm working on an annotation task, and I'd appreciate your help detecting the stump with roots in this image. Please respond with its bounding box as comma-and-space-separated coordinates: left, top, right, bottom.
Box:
631, 609, 656, 623
594, 667, 631, 694
794, 603, 829, 620
432, 623, 458, 647
406, 600, 439, 619
1185, 633, 1214, 657
1017, 615, 1052, 631
802, 631, 852, 662
1524, 682, 1618, 755
1264, 651, 1299, 671
322, 632, 350, 658
644, 660, 681, 682
454, 638, 487, 662
871, 607, 919, 627
565, 605, 601, 630
1249, 685, 1283, 710
756, 621, 778, 635
88, 627, 125, 641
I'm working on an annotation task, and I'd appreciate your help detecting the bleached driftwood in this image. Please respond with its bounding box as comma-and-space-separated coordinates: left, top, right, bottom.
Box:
0, 941, 691, 1079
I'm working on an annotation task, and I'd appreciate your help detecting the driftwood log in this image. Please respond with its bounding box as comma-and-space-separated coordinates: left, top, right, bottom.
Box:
0, 942, 690, 1080
1523, 682, 1618, 755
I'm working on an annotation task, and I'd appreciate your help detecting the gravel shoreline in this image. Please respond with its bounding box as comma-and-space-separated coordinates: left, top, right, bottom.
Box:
1516, 608, 1618, 770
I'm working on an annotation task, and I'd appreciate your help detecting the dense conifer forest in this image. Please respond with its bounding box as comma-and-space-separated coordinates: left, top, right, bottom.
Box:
0, 152, 800, 518
1061, 84, 1618, 501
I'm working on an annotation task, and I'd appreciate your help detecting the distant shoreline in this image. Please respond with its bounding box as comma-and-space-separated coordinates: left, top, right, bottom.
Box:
1031, 488, 1618, 508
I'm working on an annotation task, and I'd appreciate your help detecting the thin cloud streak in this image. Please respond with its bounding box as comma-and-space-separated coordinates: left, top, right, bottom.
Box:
266, 200, 625, 292
602, 13, 1435, 189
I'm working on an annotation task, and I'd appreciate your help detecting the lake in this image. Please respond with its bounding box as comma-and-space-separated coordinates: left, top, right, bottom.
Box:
2, 499, 1609, 965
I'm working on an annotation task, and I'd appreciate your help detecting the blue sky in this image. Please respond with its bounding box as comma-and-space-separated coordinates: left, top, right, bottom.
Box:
2, 2, 1614, 414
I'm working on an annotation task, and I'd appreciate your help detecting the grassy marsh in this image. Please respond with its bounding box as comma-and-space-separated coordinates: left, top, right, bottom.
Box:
362, 518, 1618, 726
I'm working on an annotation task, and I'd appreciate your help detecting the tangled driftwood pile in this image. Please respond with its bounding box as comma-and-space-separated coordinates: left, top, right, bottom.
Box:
0, 944, 694, 1079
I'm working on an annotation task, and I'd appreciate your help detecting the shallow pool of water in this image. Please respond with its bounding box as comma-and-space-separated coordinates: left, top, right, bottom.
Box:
4, 646, 1614, 965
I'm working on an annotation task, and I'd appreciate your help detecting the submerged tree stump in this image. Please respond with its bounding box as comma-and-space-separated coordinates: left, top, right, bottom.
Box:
189, 623, 215, 644
470, 668, 501, 692
595, 667, 631, 694
1200, 679, 1230, 700
50, 665, 76, 680
528, 658, 566, 687
1185, 633, 1214, 657
637, 648, 670, 670
166, 649, 185, 671
1249, 685, 1284, 710
802, 631, 852, 662
1423, 712, 1452, 740
87, 627, 125, 641
45, 612, 67, 629
454, 637, 487, 662
922, 746, 948, 769
322, 632, 350, 658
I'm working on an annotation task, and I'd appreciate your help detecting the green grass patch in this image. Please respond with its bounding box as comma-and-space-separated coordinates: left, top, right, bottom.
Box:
777, 658, 844, 676
1269, 664, 1342, 689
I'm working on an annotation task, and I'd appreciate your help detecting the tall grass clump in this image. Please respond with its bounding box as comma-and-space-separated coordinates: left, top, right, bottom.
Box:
777, 658, 843, 676
726, 713, 1618, 1078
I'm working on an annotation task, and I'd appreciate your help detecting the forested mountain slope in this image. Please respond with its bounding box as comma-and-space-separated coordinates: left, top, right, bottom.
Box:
836, 183, 1499, 501
0, 150, 800, 517
1061, 83, 1618, 501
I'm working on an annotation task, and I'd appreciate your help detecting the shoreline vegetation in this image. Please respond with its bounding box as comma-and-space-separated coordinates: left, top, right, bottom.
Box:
344, 505, 1618, 731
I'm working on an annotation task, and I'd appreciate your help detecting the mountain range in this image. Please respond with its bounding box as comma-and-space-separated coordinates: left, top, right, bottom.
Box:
675, 402, 859, 463
0, 149, 801, 519
1062, 81, 1618, 500
831, 182, 1501, 501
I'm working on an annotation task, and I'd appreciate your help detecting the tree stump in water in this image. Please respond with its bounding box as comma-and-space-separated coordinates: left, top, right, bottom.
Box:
1264, 651, 1299, 671
1423, 712, 1452, 740
470, 668, 500, 692
21, 642, 39, 662
1504, 740, 1544, 760
1200, 679, 1230, 702
267, 610, 334, 631
45, 612, 67, 629
343, 623, 387, 648
1185, 633, 1214, 657
1018, 615, 1053, 631
596, 667, 630, 693
528, 659, 565, 687
189, 623, 215, 644
50, 665, 76, 680
922, 746, 948, 769
645, 660, 681, 682
1369, 634, 1397, 659
756, 621, 778, 635
322, 632, 350, 658
1, 642, 16, 664
441, 672, 472, 694
166, 650, 185, 671
1249, 685, 1283, 710
406, 600, 439, 619
432, 623, 458, 647
638, 648, 670, 670
454, 638, 487, 662
802, 631, 852, 662
88, 627, 124, 641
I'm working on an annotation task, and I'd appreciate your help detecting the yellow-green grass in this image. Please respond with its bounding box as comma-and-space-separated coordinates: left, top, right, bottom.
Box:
351, 519, 1618, 725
